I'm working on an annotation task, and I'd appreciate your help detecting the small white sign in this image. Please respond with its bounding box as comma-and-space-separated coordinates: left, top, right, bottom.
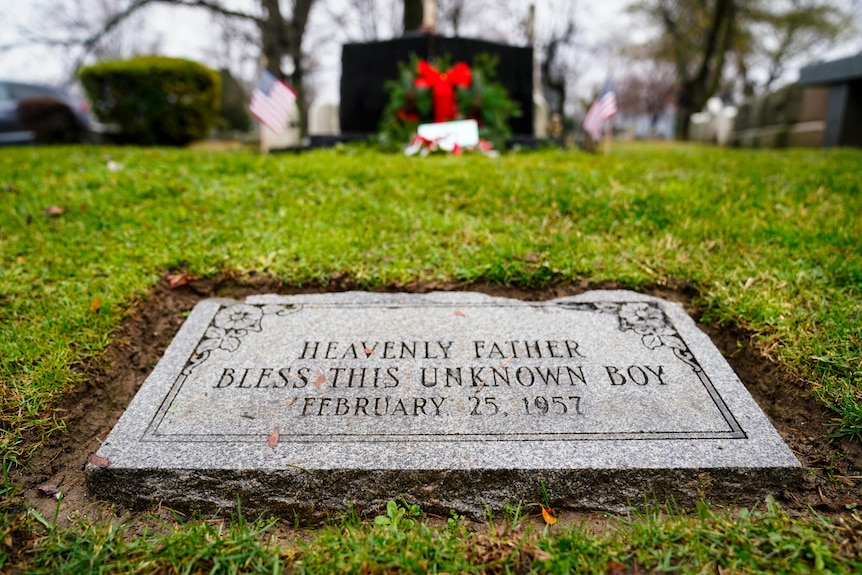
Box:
417, 119, 479, 147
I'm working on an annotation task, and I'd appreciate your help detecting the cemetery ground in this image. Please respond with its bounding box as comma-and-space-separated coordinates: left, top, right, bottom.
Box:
1, 142, 861, 572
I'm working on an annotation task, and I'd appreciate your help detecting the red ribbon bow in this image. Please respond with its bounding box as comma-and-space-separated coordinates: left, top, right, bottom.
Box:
414, 61, 472, 123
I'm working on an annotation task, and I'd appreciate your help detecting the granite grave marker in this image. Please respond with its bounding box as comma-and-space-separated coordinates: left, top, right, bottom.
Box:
87, 291, 800, 519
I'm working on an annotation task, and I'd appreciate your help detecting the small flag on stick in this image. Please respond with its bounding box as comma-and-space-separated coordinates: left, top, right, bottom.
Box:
250, 69, 296, 134
582, 80, 617, 142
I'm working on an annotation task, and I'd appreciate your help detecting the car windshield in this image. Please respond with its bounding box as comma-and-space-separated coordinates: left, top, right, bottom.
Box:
8, 83, 59, 99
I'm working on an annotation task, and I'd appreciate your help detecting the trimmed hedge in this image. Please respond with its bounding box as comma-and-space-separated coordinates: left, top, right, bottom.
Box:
79, 56, 220, 145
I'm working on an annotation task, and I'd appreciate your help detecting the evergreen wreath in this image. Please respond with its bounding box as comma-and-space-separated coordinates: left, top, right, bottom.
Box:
378, 53, 520, 151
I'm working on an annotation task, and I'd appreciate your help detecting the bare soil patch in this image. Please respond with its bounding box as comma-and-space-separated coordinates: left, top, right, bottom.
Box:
13, 274, 862, 527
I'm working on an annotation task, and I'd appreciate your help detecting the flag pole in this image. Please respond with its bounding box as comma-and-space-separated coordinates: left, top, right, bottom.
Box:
604, 119, 612, 156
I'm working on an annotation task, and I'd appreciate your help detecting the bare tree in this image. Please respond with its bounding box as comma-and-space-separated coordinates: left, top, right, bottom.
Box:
735, 0, 850, 95
539, 1, 578, 120
28, 0, 318, 135
437, 0, 466, 36
403, 0, 423, 31
629, 0, 736, 140
15, 0, 162, 80
630, 0, 852, 139
352, 0, 382, 39
324, 0, 403, 42
615, 59, 676, 135
203, 10, 260, 75
497, 1, 579, 120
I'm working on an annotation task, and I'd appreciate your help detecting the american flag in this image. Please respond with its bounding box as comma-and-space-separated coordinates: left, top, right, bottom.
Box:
582, 80, 618, 141
249, 69, 296, 134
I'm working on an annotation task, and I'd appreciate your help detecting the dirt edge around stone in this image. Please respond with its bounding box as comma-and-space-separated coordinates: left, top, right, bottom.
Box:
13, 275, 862, 528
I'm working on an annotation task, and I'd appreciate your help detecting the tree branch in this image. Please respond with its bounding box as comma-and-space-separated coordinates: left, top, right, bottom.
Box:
692, 0, 732, 89
67, 0, 263, 74
658, 4, 689, 81
174, 0, 262, 23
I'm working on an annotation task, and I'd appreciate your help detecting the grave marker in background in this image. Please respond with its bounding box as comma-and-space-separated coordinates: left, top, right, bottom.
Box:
339, 36, 533, 138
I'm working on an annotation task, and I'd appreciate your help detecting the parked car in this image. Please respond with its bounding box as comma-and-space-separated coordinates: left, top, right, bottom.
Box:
0, 80, 99, 145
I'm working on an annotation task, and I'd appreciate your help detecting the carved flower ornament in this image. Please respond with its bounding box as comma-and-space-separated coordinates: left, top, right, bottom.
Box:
215, 304, 264, 331
618, 302, 687, 352
180, 303, 295, 376
193, 304, 262, 353
193, 303, 293, 355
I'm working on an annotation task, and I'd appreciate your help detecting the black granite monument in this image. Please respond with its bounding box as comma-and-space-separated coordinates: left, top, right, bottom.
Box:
340, 34, 533, 139
799, 54, 862, 148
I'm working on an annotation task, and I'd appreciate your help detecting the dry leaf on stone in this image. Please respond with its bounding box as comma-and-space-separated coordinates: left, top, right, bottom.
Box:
267, 428, 280, 449
164, 270, 196, 289
87, 453, 110, 468
313, 374, 326, 389
540, 506, 557, 525
454, 310, 466, 317
42, 205, 68, 216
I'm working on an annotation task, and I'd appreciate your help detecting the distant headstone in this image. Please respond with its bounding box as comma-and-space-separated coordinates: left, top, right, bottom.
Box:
799, 53, 862, 148
88, 291, 800, 520
339, 35, 534, 137
308, 101, 340, 136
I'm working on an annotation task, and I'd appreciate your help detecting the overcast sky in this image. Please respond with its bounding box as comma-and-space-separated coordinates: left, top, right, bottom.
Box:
1, 0, 858, 105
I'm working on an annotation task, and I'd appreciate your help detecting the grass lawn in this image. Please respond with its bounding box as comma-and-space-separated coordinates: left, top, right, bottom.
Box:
1, 142, 861, 572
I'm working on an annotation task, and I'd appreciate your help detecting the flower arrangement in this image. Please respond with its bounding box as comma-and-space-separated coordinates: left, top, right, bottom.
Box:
378, 53, 520, 152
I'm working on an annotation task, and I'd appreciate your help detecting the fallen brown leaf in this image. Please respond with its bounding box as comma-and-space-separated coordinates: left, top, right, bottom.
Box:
454, 310, 466, 317
541, 506, 557, 525
606, 560, 627, 575
90, 297, 101, 313
164, 270, 196, 289
42, 205, 68, 216
267, 428, 280, 449
87, 453, 111, 468
313, 374, 326, 389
